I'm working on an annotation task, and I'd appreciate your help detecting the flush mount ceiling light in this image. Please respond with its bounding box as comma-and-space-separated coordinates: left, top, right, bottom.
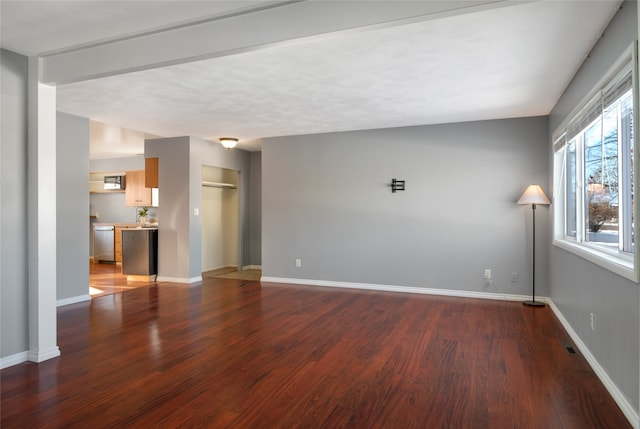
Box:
219, 137, 238, 149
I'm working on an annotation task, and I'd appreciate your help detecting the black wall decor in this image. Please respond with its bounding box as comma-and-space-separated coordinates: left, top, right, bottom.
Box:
390, 178, 405, 193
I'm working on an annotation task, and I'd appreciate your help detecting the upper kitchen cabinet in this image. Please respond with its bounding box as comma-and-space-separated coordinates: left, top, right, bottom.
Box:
145, 158, 158, 188
126, 170, 153, 207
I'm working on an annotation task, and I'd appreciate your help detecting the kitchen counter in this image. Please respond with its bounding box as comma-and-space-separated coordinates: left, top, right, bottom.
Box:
93, 223, 159, 228
93, 222, 139, 227
122, 228, 158, 281
93, 223, 149, 264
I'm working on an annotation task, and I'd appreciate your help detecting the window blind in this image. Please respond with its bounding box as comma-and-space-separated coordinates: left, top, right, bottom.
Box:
553, 57, 633, 152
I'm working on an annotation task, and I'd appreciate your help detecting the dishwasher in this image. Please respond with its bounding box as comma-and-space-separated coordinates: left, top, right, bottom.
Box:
94, 225, 115, 263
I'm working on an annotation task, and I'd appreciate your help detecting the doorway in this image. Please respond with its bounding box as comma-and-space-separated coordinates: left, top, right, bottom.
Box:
201, 165, 240, 275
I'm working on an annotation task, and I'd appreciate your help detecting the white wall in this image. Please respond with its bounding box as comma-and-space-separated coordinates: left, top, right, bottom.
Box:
548, 0, 639, 415
202, 187, 225, 271
262, 116, 550, 294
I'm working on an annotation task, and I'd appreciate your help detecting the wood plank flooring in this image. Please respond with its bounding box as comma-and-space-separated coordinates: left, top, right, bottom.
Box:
89, 262, 156, 297
1, 277, 631, 428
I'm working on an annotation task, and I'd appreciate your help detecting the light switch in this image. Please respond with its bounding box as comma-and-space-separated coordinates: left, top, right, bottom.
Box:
194, 208, 199, 216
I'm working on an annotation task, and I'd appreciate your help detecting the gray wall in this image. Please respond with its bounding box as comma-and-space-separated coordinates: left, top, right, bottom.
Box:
1, 49, 29, 358
144, 136, 252, 280
250, 151, 262, 266
548, 0, 639, 412
144, 137, 194, 280
262, 116, 550, 294
56, 112, 90, 300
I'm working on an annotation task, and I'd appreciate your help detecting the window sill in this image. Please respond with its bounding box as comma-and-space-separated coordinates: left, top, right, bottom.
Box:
553, 239, 638, 282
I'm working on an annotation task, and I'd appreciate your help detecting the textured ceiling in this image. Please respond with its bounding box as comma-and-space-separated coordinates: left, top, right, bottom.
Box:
1, 1, 622, 155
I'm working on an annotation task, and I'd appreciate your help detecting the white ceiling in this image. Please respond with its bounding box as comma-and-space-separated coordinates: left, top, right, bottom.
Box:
0, 1, 622, 156
0, 1, 269, 56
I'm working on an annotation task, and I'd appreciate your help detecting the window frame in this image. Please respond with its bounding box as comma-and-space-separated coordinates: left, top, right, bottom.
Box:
552, 42, 639, 282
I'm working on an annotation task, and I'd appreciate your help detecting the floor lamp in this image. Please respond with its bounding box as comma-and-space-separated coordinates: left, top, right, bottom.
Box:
517, 185, 550, 307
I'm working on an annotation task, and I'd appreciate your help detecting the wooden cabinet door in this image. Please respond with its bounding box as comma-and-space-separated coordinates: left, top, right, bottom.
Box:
115, 227, 124, 262
125, 170, 152, 206
145, 158, 159, 188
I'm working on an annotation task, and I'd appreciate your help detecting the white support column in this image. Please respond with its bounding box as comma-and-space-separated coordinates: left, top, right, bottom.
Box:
635, 0, 640, 418
636, 0, 640, 418
27, 56, 60, 362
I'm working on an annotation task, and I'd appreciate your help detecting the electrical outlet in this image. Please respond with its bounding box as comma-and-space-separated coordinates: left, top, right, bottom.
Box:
295, 259, 302, 268
484, 269, 491, 280
590, 312, 595, 331
511, 272, 518, 283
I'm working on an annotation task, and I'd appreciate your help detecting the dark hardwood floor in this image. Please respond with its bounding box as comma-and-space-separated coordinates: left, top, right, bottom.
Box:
1, 278, 631, 428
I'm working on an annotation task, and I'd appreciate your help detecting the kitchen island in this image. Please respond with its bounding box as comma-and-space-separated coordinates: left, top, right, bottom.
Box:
122, 227, 158, 282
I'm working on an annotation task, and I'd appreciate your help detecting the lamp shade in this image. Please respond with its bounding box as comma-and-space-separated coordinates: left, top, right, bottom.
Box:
219, 137, 238, 149
517, 185, 550, 205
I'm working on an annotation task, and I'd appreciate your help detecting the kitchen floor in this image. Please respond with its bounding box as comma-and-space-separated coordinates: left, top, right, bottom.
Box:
90, 263, 262, 297
89, 262, 156, 297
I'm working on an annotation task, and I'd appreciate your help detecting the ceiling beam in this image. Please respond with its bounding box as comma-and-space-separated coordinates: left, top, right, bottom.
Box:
41, 0, 517, 85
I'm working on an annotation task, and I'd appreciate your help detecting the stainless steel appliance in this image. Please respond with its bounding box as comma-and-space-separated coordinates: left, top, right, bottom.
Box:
122, 228, 158, 275
94, 225, 115, 262
104, 175, 125, 190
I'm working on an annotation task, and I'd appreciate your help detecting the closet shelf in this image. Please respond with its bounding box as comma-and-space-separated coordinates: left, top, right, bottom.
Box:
201, 181, 237, 189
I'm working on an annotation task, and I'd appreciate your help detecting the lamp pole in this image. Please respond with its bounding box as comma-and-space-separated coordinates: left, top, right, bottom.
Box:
517, 184, 549, 308
524, 202, 544, 307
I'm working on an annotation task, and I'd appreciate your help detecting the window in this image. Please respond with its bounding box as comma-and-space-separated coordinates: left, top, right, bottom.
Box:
553, 44, 638, 281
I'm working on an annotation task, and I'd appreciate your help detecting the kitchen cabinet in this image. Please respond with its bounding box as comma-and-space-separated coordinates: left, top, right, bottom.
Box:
125, 170, 152, 206
115, 226, 126, 262
113, 224, 139, 263
145, 158, 159, 188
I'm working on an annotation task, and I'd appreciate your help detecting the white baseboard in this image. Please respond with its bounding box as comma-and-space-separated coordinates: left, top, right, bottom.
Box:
156, 275, 202, 284
548, 300, 639, 429
2, 346, 61, 368
1, 351, 29, 369
57, 294, 91, 307
260, 276, 534, 302
243, 265, 262, 271
28, 346, 60, 363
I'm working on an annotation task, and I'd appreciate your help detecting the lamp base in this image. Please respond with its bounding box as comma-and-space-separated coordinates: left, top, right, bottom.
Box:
523, 300, 545, 307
